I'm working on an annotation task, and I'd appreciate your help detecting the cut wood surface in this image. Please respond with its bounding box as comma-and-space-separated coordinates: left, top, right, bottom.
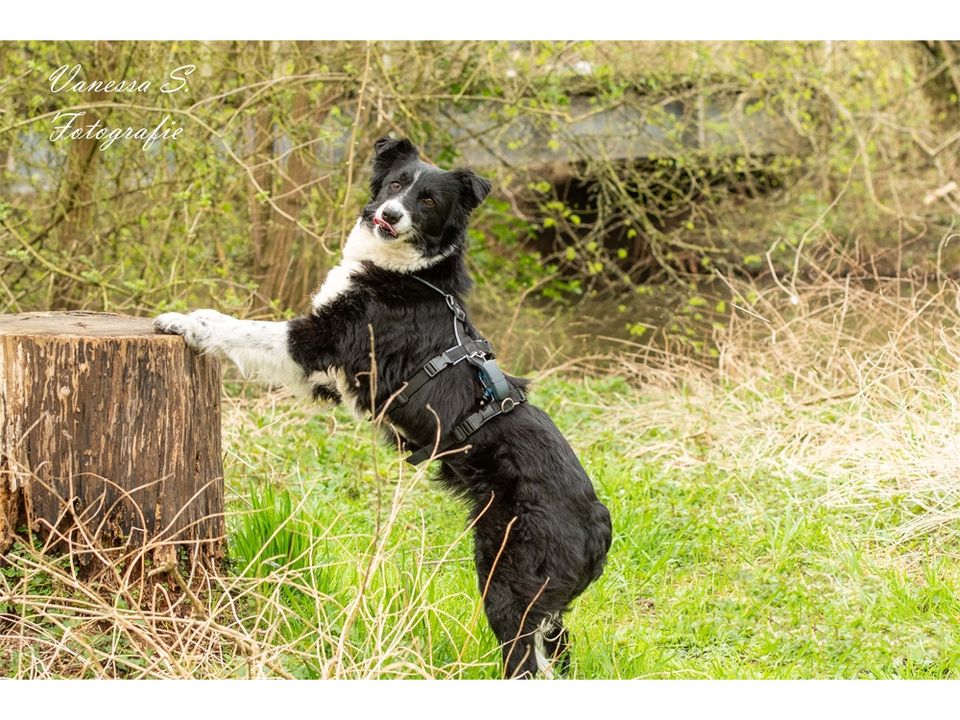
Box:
0, 311, 223, 567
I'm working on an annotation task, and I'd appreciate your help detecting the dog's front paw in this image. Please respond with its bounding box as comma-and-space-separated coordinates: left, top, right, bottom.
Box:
154, 309, 228, 351
154, 312, 191, 337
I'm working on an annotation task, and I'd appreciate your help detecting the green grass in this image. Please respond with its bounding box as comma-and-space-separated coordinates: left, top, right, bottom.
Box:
215, 361, 960, 679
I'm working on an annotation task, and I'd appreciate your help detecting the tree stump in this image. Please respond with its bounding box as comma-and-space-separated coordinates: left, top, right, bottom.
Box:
0, 311, 224, 570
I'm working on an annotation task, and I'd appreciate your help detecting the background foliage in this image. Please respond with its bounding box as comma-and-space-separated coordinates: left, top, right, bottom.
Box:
1, 41, 958, 326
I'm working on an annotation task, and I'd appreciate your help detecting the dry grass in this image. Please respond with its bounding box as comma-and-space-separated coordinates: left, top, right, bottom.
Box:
0, 427, 513, 679
602, 272, 960, 547
0, 487, 505, 678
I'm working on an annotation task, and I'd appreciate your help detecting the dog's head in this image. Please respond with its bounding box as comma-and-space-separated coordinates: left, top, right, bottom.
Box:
343, 137, 492, 272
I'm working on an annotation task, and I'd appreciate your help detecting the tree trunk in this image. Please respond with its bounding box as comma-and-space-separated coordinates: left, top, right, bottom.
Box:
0, 311, 224, 570
52, 42, 116, 309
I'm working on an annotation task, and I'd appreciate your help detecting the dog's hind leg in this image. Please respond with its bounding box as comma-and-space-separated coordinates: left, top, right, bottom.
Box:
481, 575, 568, 679
482, 584, 540, 679
153, 309, 320, 396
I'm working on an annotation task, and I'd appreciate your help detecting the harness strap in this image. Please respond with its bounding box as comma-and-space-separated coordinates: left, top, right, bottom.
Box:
393, 337, 494, 407
399, 273, 526, 466
405, 388, 527, 466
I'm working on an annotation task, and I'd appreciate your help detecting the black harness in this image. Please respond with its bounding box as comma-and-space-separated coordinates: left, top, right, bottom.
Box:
398, 275, 526, 465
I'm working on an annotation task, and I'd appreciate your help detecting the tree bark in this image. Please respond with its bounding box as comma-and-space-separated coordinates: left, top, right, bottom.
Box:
0, 311, 224, 570
51, 42, 117, 309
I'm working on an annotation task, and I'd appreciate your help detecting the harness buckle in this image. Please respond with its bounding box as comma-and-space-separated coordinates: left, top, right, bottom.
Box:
423, 356, 446, 377
453, 414, 482, 442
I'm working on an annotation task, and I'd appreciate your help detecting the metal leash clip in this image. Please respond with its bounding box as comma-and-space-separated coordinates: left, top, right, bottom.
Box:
445, 294, 466, 320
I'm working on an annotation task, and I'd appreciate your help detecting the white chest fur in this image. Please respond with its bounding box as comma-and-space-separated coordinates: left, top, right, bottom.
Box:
309, 217, 452, 413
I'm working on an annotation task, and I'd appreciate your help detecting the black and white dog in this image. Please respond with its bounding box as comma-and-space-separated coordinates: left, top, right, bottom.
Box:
154, 137, 612, 678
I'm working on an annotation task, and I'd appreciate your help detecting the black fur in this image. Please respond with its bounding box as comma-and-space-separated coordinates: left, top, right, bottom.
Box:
290, 138, 612, 678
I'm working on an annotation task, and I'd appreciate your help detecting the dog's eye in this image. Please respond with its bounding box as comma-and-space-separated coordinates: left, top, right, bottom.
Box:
422, 197, 436, 207
389, 181, 402, 192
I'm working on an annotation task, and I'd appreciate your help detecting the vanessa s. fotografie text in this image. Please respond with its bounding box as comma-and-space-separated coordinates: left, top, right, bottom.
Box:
47, 64, 196, 152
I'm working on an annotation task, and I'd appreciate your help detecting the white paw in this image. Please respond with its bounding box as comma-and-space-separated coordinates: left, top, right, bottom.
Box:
153, 309, 229, 350
153, 312, 191, 336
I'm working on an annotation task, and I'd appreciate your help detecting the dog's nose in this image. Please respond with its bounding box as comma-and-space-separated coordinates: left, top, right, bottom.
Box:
381, 206, 403, 225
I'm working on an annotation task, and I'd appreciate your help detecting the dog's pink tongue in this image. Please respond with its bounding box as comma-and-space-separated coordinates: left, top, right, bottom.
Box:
373, 217, 397, 236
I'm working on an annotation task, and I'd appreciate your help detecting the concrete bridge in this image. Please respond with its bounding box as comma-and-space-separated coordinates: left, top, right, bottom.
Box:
446, 94, 802, 171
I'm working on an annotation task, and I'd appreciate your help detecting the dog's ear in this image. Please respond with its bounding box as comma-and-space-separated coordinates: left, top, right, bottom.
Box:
370, 137, 419, 195
454, 168, 492, 212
